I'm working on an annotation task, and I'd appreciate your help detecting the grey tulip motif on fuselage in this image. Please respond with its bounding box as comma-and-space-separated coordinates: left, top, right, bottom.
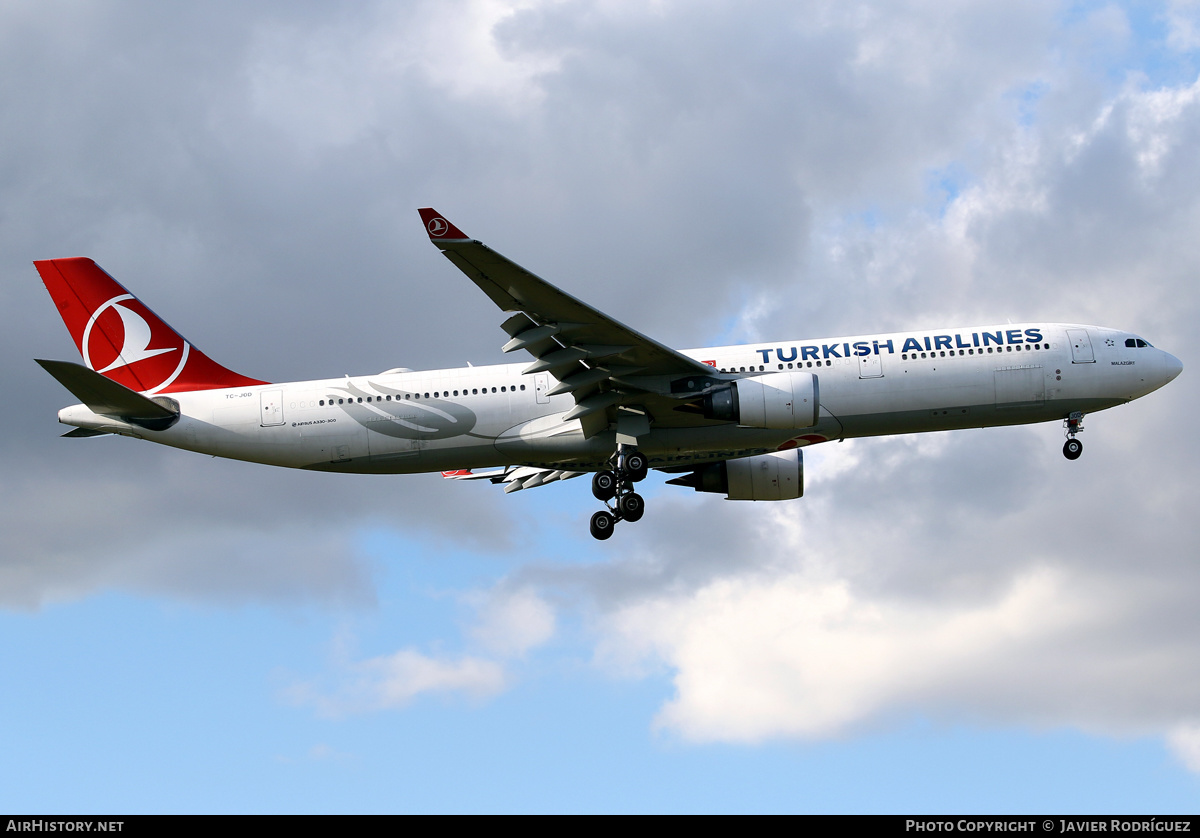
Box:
333, 381, 478, 440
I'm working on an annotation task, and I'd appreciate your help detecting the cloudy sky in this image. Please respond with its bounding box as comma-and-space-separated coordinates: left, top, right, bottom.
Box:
2, 0, 1198, 813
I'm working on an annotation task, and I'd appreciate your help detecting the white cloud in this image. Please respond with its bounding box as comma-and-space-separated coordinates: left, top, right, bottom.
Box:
274, 743, 357, 764
598, 566, 1085, 741
291, 647, 507, 716
1123, 75, 1200, 176
243, 0, 563, 156
1166, 0, 1200, 52
1166, 723, 1200, 773
569, 131, 1200, 743
469, 586, 557, 657
6, 2, 1200, 781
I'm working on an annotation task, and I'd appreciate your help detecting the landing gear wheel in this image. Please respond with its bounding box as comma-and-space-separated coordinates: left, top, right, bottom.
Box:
618, 492, 645, 522
591, 470, 617, 501
1063, 438, 1083, 460
590, 510, 616, 540
623, 451, 648, 482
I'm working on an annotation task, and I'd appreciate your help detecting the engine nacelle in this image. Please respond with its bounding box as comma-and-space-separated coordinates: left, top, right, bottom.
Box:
666, 450, 804, 501
702, 372, 819, 429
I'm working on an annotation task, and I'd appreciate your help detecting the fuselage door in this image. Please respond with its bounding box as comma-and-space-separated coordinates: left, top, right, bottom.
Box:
534, 373, 551, 404
858, 353, 883, 379
1067, 329, 1095, 364
260, 389, 285, 426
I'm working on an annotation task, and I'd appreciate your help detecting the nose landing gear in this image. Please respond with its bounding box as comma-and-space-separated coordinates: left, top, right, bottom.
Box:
588, 446, 648, 540
1063, 412, 1085, 460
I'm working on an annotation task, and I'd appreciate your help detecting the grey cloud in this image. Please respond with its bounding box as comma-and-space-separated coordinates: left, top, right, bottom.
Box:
0, 430, 519, 609
436, 14, 1199, 742
3, 0, 1197, 743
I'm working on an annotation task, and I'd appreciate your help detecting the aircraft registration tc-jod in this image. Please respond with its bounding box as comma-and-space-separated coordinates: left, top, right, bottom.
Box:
36, 209, 1183, 539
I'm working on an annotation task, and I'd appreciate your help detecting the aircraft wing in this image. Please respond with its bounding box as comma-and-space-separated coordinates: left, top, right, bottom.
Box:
419, 209, 723, 438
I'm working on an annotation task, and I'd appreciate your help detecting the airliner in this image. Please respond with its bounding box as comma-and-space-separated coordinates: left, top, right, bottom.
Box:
35, 209, 1183, 539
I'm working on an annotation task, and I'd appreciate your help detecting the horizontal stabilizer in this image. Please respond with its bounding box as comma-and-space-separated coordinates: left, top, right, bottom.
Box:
37, 359, 179, 428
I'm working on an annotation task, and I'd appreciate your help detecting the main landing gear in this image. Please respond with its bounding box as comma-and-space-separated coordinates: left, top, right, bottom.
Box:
588, 446, 649, 540
1063, 411, 1085, 460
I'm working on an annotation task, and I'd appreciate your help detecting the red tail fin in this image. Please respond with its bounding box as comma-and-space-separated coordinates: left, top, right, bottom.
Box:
35, 258, 267, 394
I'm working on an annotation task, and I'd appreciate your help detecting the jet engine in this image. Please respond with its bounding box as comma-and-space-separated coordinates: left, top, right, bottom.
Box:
702, 372, 819, 429
665, 449, 804, 501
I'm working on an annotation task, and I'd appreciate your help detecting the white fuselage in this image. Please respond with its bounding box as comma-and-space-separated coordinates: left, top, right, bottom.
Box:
57, 323, 1180, 474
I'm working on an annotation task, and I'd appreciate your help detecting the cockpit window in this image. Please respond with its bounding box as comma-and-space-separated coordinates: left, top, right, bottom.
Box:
1126, 338, 1136, 347
1125, 338, 1153, 348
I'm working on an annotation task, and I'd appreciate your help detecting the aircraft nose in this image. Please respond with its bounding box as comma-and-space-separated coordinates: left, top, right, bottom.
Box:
1164, 352, 1183, 384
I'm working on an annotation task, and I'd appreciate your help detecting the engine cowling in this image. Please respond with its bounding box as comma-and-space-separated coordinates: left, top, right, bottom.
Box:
702, 372, 819, 429
666, 450, 804, 501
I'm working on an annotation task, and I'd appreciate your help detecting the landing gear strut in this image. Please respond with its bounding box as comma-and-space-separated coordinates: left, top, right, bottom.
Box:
1063, 412, 1085, 460
589, 445, 648, 540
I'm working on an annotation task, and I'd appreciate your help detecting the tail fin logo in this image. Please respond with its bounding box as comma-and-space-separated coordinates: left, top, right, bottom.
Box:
427, 217, 449, 237
83, 294, 190, 394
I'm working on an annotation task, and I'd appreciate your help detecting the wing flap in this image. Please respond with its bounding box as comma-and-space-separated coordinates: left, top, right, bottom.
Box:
443, 466, 584, 492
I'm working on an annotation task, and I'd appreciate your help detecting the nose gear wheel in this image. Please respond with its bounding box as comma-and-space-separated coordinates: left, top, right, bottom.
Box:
1063, 412, 1085, 460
